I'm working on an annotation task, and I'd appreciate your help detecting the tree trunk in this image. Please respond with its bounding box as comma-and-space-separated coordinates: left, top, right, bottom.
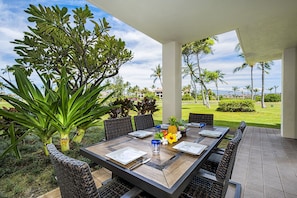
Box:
261, 65, 266, 108
60, 133, 70, 152
196, 55, 206, 105
73, 128, 86, 143
192, 80, 198, 103
201, 81, 210, 108
43, 137, 52, 156
250, 66, 254, 100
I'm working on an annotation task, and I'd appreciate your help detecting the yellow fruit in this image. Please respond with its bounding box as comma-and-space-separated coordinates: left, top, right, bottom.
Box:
168, 125, 177, 134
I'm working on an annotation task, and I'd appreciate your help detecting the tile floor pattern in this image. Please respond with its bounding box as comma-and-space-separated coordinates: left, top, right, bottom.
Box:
39, 126, 297, 198
232, 126, 297, 198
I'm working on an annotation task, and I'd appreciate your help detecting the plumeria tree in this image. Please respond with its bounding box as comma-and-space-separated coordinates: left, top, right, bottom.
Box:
11, 4, 133, 91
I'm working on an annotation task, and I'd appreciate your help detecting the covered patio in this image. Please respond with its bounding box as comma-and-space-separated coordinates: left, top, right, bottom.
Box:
39, 126, 297, 197
232, 126, 297, 197
87, 0, 297, 139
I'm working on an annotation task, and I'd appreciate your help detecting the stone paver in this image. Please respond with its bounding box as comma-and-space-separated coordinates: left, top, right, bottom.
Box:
231, 126, 297, 198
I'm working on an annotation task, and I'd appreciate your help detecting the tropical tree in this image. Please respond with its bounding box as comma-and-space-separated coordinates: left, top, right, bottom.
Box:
233, 60, 255, 100
232, 86, 239, 98
203, 69, 227, 101
0, 67, 57, 156
107, 76, 130, 98
45, 69, 112, 151
182, 37, 217, 107
273, 85, 279, 94
0, 67, 113, 155
254, 88, 260, 96
127, 85, 140, 98
150, 64, 162, 88
234, 44, 255, 100
182, 63, 199, 103
267, 87, 273, 93
11, 4, 133, 91
182, 85, 191, 95
258, 61, 272, 108
245, 85, 252, 98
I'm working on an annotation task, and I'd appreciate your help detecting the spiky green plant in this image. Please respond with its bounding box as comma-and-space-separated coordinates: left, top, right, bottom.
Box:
0, 67, 113, 155
0, 67, 57, 156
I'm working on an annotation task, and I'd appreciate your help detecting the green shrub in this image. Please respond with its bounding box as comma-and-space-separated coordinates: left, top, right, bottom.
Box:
265, 94, 281, 102
182, 94, 194, 100
255, 95, 261, 102
216, 100, 256, 112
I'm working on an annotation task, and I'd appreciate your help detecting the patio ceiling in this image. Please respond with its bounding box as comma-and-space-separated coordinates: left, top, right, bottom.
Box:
88, 0, 297, 65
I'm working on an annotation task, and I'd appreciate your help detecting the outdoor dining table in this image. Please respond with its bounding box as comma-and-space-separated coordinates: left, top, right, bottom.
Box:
80, 125, 229, 198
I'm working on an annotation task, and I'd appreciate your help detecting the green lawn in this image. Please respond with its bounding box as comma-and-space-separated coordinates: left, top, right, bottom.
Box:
151, 100, 281, 131
0, 100, 281, 198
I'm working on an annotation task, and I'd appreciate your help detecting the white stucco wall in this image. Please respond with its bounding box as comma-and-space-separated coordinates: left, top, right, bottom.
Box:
282, 47, 297, 139
162, 42, 182, 123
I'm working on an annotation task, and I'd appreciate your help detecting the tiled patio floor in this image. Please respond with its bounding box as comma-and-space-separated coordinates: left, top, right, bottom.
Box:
231, 126, 297, 198
39, 126, 297, 198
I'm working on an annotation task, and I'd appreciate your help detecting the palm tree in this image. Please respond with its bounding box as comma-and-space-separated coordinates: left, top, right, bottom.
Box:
182, 37, 217, 107
150, 64, 162, 88
203, 69, 227, 102
267, 87, 273, 93
258, 61, 273, 108
232, 86, 239, 98
245, 85, 252, 98
182, 63, 199, 103
273, 85, 279, 94
254, 88, 260, 97
234, 44, 255, 100
233, 61, 255, 100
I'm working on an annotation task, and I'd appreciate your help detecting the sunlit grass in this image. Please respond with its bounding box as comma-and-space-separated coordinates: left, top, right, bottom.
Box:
151, 100, 281, 131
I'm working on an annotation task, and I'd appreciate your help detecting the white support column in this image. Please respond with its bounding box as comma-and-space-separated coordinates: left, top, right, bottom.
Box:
282, 47, 297, 139
162, 41, 182, 123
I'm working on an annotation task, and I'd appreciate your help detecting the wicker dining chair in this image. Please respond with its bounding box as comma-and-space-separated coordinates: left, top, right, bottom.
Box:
134, 114, 155, 130
238, 121, 246, 133
201, 129, 242, 174
180, 131, 241, 198
104, 116, 133, 140
188, 113, 214, 126
47, 144, 142, 198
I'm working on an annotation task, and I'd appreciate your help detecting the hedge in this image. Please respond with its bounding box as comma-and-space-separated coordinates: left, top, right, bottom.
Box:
216, 100, 255, 112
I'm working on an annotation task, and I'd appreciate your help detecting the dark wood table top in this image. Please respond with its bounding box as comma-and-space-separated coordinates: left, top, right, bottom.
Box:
80, 126, 229, 198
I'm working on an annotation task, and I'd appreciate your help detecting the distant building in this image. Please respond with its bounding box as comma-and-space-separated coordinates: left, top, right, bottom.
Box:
154, 88, 163, 99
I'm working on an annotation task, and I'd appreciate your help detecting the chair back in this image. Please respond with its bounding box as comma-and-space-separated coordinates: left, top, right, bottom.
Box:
238, 121, 246, 132
104, 116, 133, 140
188, 113, 214, 125
47, 144, 99, 198
134, 114, 154, 130
215, 129, 242, 197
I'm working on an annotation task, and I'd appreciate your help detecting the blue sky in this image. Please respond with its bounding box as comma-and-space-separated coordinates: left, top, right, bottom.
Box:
0, 0, 282, 94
